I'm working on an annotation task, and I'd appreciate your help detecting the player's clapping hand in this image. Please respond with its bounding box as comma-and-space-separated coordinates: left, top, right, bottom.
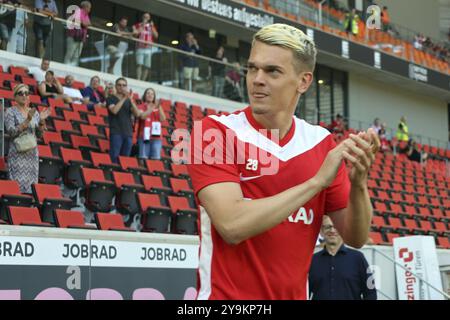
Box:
343, 129, 380, 188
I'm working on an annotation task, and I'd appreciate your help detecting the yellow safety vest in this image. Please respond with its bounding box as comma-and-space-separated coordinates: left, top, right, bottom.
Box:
396, 121, 409, 141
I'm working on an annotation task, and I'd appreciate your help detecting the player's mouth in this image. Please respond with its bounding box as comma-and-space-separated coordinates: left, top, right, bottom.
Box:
252, 92, 269, 99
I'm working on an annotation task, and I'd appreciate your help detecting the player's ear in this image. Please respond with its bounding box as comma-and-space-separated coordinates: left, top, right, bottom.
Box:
297, 71, 313, 95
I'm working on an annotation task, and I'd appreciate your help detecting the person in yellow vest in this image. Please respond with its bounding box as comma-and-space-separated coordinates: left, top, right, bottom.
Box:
343, 9, 359, 37
396, 116, 409, 142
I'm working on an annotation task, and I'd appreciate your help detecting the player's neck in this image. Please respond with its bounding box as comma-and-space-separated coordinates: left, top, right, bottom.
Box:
252, 111, 293, 140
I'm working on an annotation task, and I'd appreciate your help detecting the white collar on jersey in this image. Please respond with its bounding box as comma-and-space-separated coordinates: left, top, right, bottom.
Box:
209, 111, 330, 162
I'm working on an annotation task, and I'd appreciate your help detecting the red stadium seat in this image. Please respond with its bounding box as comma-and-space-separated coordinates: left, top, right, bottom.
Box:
0, 180, 34, 223
8, 206, 53, 227
437, 237, 450, 249
95, 213, 133, 231
112, 171, 145, 217
372, 216, 386, 229
141, 175, 172, 197
118, 156, 148, 176
168, 196, 198, 235
32, 184, 73, 224
138, 193, 172, 233
37, 145, 64, 184
55, 210, 96, 229
369, 231, 384, 245
61, 147, 92, 189
81, 168, 116, 213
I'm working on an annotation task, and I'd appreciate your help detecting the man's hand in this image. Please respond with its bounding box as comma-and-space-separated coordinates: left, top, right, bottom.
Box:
343, 129, 380, 188
314, 139, 349, 189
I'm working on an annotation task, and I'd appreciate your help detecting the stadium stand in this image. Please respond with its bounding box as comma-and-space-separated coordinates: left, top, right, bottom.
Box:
0, 61, 448, 244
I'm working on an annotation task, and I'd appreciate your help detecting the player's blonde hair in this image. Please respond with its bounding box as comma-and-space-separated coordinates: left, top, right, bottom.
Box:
253, 23, 317, 72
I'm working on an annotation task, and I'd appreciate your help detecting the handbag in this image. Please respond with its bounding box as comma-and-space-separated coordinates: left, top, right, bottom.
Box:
14, 132, 37, 153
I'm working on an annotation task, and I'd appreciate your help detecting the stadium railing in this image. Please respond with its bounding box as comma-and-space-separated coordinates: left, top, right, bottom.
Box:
0, 3, 249, 103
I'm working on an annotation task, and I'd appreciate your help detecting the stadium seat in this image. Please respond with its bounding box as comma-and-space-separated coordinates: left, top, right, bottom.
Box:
37, 145, 64, 184
369, 231, 384, 245
61, 148, 92, 189
168, 196, 198, 235
54, 210, 96, 229
386, 233, 400, 244
0, 180, 34, 223
7, 206, 53, 227
437, 237, 450, 249
146, 160, 172, 186
42, 131, 71, 157
70, 135, 100, 161
138, 193, 172, 233
81, 168, 116, 213
90, 151, 121, 181
170, 178, 196, 208
141, 175, 172, 201
118, 156, 148, 178
112, 171, 145, 217
95, 213, 133, 231
32, 184, 73, 224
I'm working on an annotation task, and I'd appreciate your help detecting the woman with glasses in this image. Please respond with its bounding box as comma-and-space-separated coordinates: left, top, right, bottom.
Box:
4, 84, 50, 193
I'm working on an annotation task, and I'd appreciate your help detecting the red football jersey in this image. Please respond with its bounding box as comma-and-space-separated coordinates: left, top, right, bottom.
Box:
187, 106, 350, 300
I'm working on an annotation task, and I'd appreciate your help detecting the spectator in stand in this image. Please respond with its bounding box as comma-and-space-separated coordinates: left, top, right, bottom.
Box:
396, 116, 409, 142
370, 118, 382, 135
106, 77, 143, 163
413, 34, 424, 50
180, 32, 201, 91
5, 84, 50, 193
378, 123, 390, 152
404, 139, 428, 164
209, 45, 228, 98
309, 216, 377, 300
27, 57, 49, 83
104, 81, 115, 99
33, 0, 58, 58
136, 88, 166, 160
343, 8, 359, 38
224, 62, 243, 102
329, 114, 345, 136
380, 6, 390, 32
63, 0, 91, 66
81, 75, 106, 110
38, 70, 72, 105
62, 74, 88, 104
133, 12, 158, 81
0, 0, 21, 50
106, 16, 133, 74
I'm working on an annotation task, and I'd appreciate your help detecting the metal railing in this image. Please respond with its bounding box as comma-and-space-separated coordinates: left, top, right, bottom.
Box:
370, 246, 450, 300
0, 3, 249, 103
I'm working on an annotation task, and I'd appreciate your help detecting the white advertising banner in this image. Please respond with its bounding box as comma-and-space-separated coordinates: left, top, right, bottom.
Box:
0, 236, 199, 269
393, 236, 444, 300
